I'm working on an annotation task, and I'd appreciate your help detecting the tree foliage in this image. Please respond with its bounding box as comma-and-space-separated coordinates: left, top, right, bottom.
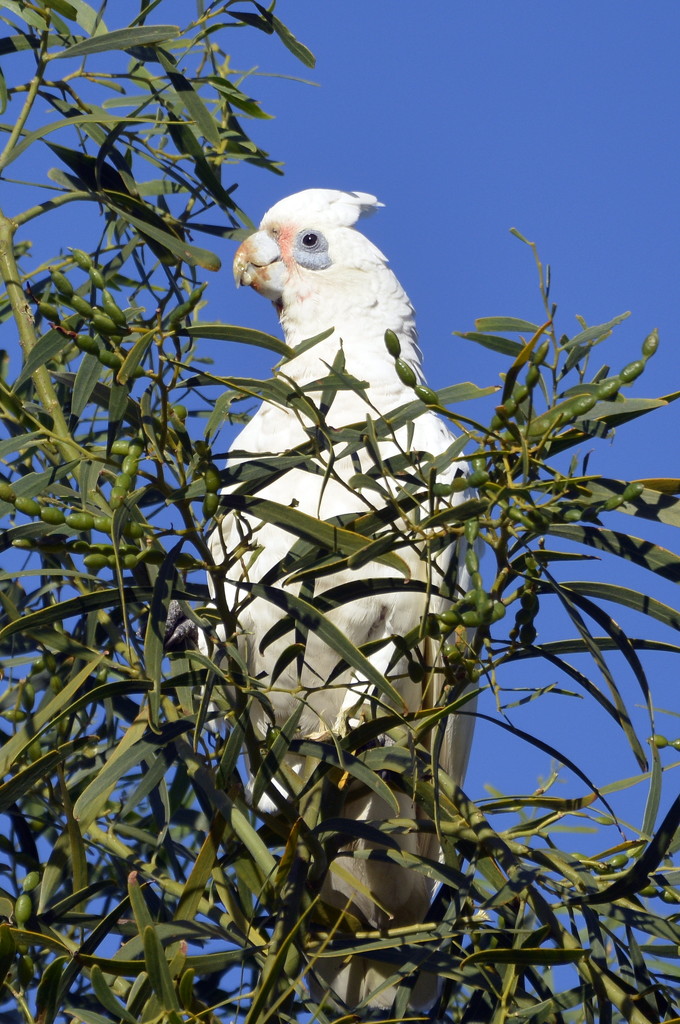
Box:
0, 4, 679, 1023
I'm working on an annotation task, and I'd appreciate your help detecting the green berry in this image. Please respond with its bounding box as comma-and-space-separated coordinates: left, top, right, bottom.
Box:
110, 486, 127, 509
203, 465, 221, 493
68, 294, 94, 317
203, 492, 219, 518
465, 546, 479, 575
92, 311, 123, 336
83, 553, 109, 571
65, 512, 95, 531
490, 601, 506, 622
70, 248, 93, 270
75, 335, 100, 355
607, 853, 629, 869
622, 481, 644, 502
40, 507, 66, 525
531, 339, 550, 364
519, 623, 537, 645
15, 496, 40, 516
384, 328, 401, 357
641, 329, 659, 359
50, 269, 73, 297
465, 519, 479, 544
408, 660, 425, 683
14, 893, 32, 926
443, 643, 462, 661
38, 300, 60, 320
116, 472, 133, 493
467, 469, 489, 488
395, 358, 417, 387
414, 384, 438, 405
596, 377, 621, 400
620, 359, 645, 384
88, 266, 105, 290
431, 482, 453, 496
98, 350, 122, 370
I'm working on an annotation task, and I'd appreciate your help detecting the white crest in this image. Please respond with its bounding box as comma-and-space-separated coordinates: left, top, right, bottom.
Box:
261, 188, 383, 229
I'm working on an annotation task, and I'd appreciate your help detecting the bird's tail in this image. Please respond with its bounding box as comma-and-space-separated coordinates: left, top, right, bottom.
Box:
309, 788, 443, 1014
308, 682, 477, 1014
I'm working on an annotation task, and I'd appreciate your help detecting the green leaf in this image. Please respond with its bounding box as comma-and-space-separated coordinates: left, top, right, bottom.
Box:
0, 749, 66, 811
45, 0, 77, 18
474, 316, 540, 334
561, 580, 680, 633
154, 48, 220, 146
72, 718, 156, 829
65, 0, 108, 36
554, 582, 650, 764
462, 947, 588, 967
220, 492, 412, 577
185, 323, 293, 357
455, 331, 523, 357
173, 737, 277, 878
143, 924, 180, 1009
548, 523, 680, 583
53, 25, 180, 59
14, 329, 72, 389
70, 351, 102, 421
588, 478, 680, 527
561, 311, 631, 351
89, 963, 137, 1024
0, 36, 41, 58
118, 329, 154, 384
585, 396, 667, 427
107, 205, 221, 270
6, 114, 148, 167
270, 12, 316, 67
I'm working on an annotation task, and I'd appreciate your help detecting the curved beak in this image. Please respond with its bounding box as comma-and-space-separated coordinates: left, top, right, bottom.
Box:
233, 230, 286, 301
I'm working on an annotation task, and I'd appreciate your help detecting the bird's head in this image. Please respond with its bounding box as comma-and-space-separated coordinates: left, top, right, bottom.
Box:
233, 189, 385, 314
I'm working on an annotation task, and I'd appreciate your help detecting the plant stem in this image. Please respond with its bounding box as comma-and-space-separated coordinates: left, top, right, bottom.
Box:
0, 207, 72, 444
14, 190, 94, 228
0, 31, 49, 175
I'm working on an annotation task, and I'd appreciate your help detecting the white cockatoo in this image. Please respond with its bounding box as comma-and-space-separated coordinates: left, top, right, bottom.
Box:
205, 189, 475, 1013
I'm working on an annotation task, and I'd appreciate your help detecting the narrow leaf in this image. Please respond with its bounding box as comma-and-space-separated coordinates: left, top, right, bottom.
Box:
185, 323, 293, 357
474, 316, 539, 334
14, 329, 71, 389
143, 924, 180, 1009
54, 25, 180, 58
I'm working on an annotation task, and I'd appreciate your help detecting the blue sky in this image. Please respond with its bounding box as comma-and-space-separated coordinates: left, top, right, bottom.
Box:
3, 2, 679, 839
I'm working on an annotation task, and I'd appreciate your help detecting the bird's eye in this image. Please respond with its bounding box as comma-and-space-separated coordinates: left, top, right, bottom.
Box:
293, 228, 331, 270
